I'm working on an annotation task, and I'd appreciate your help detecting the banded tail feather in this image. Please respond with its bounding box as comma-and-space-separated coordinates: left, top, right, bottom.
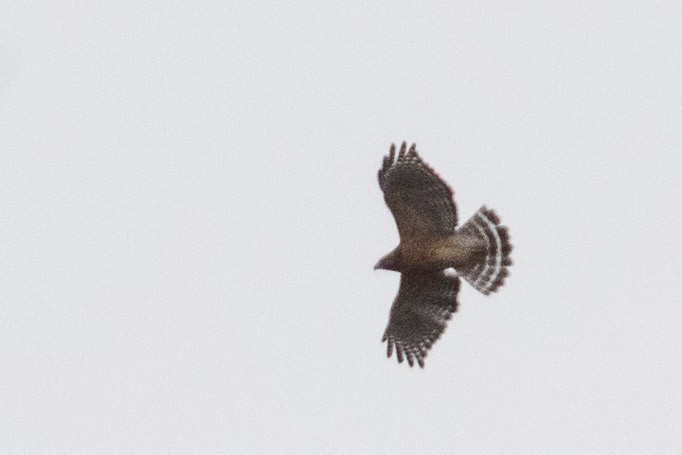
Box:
456, 206, 512, 295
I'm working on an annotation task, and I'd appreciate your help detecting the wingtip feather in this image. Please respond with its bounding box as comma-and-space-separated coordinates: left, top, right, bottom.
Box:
398, 141, 407, 159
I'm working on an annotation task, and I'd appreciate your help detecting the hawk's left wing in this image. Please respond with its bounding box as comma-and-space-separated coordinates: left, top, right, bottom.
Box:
378, 142, 458, 243
382, 272, 460, 368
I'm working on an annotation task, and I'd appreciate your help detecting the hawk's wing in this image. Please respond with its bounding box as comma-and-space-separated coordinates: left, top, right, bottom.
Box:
378, 142, 458, 242
382, 272, 460, 368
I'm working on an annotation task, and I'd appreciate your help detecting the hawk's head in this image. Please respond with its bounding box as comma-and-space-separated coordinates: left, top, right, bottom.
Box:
374, 249, 401, 271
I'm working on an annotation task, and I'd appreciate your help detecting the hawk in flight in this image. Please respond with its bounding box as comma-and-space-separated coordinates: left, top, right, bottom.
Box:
375, 142, 513, 368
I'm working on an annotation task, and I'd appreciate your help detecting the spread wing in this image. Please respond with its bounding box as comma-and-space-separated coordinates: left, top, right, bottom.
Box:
382, 272, 460, 368
378, 142, 458, 242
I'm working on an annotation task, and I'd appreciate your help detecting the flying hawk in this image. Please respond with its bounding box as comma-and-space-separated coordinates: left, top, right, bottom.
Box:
375, 142, 513, 368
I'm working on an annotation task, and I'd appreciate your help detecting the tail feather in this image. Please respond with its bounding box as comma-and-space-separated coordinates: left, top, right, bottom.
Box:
456, 206, 512, 295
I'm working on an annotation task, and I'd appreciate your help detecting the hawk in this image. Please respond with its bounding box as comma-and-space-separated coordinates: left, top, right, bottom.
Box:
375, 142, 513, 368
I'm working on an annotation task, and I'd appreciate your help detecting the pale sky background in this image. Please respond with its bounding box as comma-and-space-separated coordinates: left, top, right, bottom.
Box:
1, 2, 681, 454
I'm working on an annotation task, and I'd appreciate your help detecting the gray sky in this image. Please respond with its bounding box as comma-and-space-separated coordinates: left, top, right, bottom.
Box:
1, 1, 681, 453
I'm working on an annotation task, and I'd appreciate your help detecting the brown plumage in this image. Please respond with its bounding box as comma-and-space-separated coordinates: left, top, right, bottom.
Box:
376, 142, 513, 368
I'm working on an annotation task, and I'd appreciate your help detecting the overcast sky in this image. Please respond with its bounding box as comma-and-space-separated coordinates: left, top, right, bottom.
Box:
1, 2, 681, 454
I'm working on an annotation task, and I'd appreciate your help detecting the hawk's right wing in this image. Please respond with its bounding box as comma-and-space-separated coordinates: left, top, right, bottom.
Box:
378, 142, 458, 243
382, 271, 460, 368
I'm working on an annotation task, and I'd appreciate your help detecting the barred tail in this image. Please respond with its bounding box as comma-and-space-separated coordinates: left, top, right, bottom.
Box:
456, 206, 513, 295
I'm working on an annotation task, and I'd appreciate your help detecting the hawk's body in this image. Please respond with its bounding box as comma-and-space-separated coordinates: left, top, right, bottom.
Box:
379, 233, 484, 273
375, 142, 512, 368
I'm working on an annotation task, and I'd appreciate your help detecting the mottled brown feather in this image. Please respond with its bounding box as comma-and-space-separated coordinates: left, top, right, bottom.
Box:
378, 142, 458, 243
382, 272, 460, 368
